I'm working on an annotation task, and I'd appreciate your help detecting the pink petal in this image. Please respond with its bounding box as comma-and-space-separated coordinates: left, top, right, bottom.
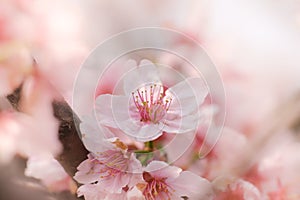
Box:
127, 157, 144, 188
169, 171, 214, 200
114, 120, 163, 142
133, 123, 164, 142
98, 172, 131, 194
128, 154, 143, 173
74, 158, 100, 184
127, 187, 145, 200
123, 59, 162, 95
25, 156, 73, 193
166, 77, 208, 116
213, 177, 261, 200
95, 94, 131, 129
145, 161, 181, 179
80, 115, 115, 153
163, 131, 195, 164
106, 192, 128, 200
162, 113, 198, 133
77, 184, 107, 200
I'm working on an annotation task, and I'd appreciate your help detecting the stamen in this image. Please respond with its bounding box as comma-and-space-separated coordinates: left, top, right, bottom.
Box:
132, 84, 171, 123
143, 176, 173, 200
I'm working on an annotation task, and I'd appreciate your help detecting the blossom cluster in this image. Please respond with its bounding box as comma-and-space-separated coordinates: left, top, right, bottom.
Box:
74, 60, 214, 200
74, 60, 300, 200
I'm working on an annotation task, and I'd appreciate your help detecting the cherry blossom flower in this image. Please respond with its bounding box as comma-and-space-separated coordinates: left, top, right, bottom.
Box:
25, 155, 76, 193
74, 116, 143, 197
251, 130, 300, 199
75, 152, 142, 193
0, 109, 61, 163
96, 59, 208, 142
136, 161, 214, 200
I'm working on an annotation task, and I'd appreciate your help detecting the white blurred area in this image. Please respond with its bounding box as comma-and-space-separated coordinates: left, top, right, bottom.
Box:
77, 0, 300, 93
3, 0, 299, 97
69, 0, 300, 132
202, 0, 300, 91
1, 0, 299, 134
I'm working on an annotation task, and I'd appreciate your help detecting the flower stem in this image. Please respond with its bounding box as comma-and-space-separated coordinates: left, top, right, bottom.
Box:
145, 141, 154, 151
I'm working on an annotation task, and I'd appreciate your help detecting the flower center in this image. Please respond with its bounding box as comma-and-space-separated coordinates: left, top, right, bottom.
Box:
132, 84, 172, 123
90, 150, 129, 180
98, 150, 128, 171
143, 172, 173, 200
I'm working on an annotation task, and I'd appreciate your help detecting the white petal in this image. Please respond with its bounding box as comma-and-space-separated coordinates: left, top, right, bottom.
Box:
95, 94, 131, 129
138, 123, 164, 141
118, 121, 163, 142
25, 156, 68, 184
126, 187, 145, 200
163, 131, 195, 164
74, 158, 100, 184
169, 171, 214, 200
145, 161, 181, 179
123, 59, 161, 95
166, 77, 208, 116
162, 113, 198, 134
77, 184, 107, 199
80, 115, 115, 153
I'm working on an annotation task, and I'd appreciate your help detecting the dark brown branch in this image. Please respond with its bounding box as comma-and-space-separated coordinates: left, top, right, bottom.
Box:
6, 86, 22, 111
53, 101, 89, 176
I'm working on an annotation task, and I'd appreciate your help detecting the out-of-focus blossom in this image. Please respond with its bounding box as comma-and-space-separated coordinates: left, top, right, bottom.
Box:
28, 0, 88, 102
0, 43, 33, 96
188, 127, 247, 180
0, 109, 60, 163
0, 67, 62, 162
137, 161, 214, 200
213, 177, 261, 200
217, 67, 276, 135
164, 105, 218, 169
0, 0, 88, 102
20, 70, 62, 157
25, 155, 76, 193
250, 130, 300, 199
96, 59, 208, 142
